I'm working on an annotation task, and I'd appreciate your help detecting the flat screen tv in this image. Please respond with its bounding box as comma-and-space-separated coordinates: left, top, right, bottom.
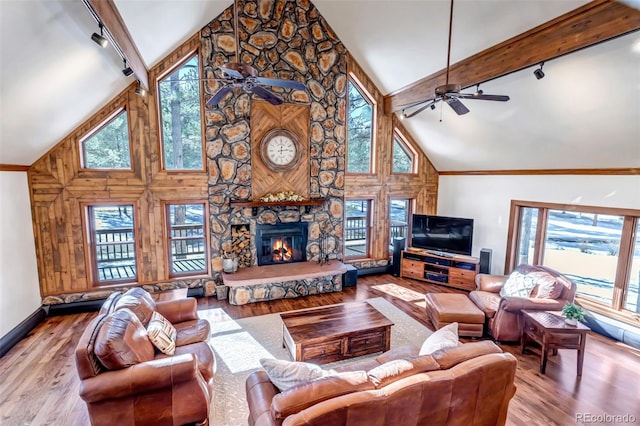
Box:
411, 214, 474, 256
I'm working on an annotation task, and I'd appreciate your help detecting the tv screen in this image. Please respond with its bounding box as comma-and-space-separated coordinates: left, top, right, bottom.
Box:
411, 214, 474, 256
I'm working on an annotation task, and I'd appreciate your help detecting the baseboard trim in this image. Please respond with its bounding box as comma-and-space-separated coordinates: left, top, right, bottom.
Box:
357, 266, 388, 276
0, 307, 47, 358
46, 299, 106, 316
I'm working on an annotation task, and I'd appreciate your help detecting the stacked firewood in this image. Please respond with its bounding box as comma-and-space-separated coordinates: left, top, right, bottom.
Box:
231, 225, 251, 268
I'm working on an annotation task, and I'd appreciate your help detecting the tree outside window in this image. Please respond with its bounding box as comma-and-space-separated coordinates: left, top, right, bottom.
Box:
166, 203, 207, 277
347, 80, 374, 173
80, 109, 131, 169
158, 55, 203, 170
392, 134, 415, 174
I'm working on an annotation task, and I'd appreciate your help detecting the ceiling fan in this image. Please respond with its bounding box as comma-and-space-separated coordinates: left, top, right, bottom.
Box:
206, 0, 306, 107
403, 0, 509, 118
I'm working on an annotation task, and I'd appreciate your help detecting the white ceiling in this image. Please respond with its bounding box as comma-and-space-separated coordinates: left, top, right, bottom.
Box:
1, 0, 639, 171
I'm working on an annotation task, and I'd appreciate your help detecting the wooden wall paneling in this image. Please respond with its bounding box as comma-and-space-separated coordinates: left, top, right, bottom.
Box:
250, 101, 310, 200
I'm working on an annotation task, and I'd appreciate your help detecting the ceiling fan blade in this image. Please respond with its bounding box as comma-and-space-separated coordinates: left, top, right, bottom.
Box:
249, 85, 283, 105
206, 85, 233, 106
403, 99, 439, 118
255, 77, 306, 90
446, 98, 470, 115
459, 93, 510, 102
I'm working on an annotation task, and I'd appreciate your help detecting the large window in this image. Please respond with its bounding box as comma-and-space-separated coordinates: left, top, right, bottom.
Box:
392, 132, 416, 174
345, 199, 372, 258
158, 55, 204, 170
87, 205, 137, 285
165, 203, 207, 277
80, 108, 131, 169
389, 198, 412, 250
347, 77, 374, 173
507, 201, 640, 320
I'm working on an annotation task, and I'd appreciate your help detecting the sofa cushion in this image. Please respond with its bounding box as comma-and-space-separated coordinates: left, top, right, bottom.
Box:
114, 287, 156, 326
174, 319, 211, 347
146, 311, 177, 355
469, 291, 500, 318
432, 340, 503, 370
367, 355, 440, 388
419, 322, 460, 355
260, 358, 336, 392
531, 273, 563, 299
99, 291, 123, 315
94, 309, 155, 370
155, 341, 216, 382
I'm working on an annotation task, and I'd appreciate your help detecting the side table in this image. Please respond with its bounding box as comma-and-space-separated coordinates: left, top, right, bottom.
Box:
521, 309, 590, 376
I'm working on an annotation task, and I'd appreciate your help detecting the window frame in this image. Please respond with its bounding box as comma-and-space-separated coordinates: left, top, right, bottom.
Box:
346, 73, 377, 175
344, 198, 374, 259
506, 200, 640, 325
388, 197, 414, 253
83, 202, 140, 287
391, 129, 418, 175
162, 201, 210, 279
156, 51, 206, 173
79, 106, 133, 171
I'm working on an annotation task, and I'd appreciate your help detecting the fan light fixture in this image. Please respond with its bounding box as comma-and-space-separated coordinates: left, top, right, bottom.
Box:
91, 23, 108, 48
534, 62, 545, 80
122, 59, 133, 77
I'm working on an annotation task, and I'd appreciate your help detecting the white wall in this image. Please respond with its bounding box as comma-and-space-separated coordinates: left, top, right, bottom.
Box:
437, 175, 640, 275
0, 172, 41, 338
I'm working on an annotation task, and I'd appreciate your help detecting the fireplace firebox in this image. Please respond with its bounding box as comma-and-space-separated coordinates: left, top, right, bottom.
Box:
256, 223, 308, 266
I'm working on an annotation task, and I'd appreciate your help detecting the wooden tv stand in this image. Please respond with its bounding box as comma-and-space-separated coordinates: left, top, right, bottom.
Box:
400, 249, 479, 291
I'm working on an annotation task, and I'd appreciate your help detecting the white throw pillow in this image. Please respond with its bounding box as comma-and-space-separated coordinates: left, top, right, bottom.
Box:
260, 358, 335, 391
419, 322, 460, 355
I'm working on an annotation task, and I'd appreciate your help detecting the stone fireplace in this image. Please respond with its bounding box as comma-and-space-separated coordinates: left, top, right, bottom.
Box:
256, 223, 308, 266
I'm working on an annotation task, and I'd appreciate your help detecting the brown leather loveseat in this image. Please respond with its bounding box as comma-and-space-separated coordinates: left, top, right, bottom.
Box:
246, 340, 517, 426
75, 288, 215, 425
470, 264, 576, 342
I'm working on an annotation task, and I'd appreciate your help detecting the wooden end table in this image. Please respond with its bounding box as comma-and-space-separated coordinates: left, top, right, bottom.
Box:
280, 301, 394, 364
521, 310, 590, 376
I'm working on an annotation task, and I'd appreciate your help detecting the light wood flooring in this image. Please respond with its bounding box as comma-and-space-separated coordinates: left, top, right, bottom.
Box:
1, 274, 639, 425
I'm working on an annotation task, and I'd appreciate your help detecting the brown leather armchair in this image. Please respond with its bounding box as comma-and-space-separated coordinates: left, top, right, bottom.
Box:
75, 288, 215, 425
469, 264, 576, 342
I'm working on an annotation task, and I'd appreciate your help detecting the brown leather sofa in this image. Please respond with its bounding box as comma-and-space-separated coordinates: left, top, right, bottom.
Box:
246, 340, 517, 426
75, 288, 215, 425
469, 264, 576, 342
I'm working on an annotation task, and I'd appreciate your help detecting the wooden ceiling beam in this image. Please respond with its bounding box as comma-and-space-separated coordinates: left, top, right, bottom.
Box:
384, 0, 640, 114
86, 0, 149, 90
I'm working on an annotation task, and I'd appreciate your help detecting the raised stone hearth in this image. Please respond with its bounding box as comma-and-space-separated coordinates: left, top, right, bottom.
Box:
222, 261, 347, 305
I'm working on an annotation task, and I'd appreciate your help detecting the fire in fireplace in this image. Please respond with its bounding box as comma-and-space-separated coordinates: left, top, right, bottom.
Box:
256, 223, 308, 266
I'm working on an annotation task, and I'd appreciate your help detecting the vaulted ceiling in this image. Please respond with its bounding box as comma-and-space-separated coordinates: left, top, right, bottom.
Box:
1, 0, 639, 171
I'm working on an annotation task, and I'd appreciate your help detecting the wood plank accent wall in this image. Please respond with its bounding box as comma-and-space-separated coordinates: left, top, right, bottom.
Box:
28, 34, 208, 298
250, 101, 310, 200
345, 54, 439, 261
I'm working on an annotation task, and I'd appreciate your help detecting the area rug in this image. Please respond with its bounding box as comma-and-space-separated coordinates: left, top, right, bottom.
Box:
201, 297, 432, 426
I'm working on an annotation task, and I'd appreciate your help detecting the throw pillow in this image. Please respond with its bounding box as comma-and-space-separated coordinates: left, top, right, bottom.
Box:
418, 322, 460, 356
146, 311, 177, 355
500, 270, 537, 298
260, 358, 335, 392
530, 271, 563, 299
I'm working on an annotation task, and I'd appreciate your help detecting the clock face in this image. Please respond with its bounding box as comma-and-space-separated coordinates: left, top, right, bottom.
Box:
266, 135, 297, 166
260, 129, 302, 172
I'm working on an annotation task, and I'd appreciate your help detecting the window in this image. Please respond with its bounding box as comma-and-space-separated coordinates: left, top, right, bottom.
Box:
165, 203, 207, 277
347, 78, 374, 173
389, 198, 412, 250
392, 132, 416, 174
507, 201, 640, 320
87, 205, 137, 285
80, 109, 131, 169
158, 55, 204, 170
345, 199, 372, 258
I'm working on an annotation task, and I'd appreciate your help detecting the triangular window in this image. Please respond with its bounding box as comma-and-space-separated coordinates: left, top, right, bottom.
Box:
80, 109, 131, 169
392, 131, 416, 174
347, 78, 375, 173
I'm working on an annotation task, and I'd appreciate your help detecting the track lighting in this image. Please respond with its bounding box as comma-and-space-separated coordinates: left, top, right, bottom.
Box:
134, 81, 147, 97
91, 23, 108, 48
474, 85, 483, 96
534, 62, 545, 80
122, 59, 133, 77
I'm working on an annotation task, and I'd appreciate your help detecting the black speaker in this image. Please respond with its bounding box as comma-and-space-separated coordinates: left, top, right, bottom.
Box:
391, 237, 406, 276
479, 248, 492, 274
343, 264, 358, 287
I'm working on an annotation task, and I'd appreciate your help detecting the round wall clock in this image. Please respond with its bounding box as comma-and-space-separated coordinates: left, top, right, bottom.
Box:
259, 129, 302, 172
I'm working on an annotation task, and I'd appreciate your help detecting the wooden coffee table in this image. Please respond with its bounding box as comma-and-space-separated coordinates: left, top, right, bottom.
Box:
521, 310, 590, 376
280, 301, 394, 364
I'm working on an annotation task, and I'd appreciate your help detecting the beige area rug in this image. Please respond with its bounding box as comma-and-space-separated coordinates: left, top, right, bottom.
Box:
199, 297, 432, 426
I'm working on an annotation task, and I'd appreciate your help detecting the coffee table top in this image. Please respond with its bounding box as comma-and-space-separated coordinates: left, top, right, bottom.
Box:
522, 310, 590, 331
280, 301, 394, 342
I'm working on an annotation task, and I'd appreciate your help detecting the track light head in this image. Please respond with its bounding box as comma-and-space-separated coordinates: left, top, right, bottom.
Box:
430, 104, 436, 110
134, 81, 147, 97
534, 62, 545, 80
474, 84, 483, 96
122, 59, 133, 77
91, 24, 108, 48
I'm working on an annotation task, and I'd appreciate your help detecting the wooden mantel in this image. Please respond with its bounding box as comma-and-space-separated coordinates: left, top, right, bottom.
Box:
230, 198, 326, 215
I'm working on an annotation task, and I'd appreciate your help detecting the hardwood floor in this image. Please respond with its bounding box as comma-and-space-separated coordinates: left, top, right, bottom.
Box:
1, 274, 639, 425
